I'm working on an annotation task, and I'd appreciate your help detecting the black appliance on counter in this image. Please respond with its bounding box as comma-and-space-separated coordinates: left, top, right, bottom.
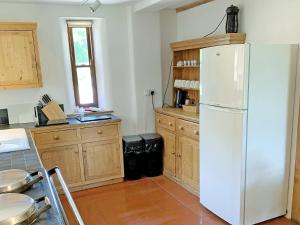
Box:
226, 5, 239, 33
140, 133, 163, 177
34, 105, 69, 127
0, 108, 9, 125
122, 135, 144, 180
175, 90, 187, 108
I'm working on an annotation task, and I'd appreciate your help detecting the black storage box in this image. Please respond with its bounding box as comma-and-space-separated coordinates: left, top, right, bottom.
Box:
140, 133, 163, 177
122, 135, 144, 180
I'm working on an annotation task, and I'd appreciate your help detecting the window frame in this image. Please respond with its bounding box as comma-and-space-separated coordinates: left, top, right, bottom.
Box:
67, 21, 99, 108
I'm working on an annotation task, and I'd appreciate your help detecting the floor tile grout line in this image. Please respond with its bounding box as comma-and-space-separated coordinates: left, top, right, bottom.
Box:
149, 177, 201, 219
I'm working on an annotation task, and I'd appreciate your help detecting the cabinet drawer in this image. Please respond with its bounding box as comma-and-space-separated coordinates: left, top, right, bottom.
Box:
34, 129, 79, 146
156, 113, 176, 132
81, 124, 119, 141
177, 119, 199, 140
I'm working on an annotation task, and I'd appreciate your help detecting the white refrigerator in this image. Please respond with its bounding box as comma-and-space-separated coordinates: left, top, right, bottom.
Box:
199, 44, 298, 225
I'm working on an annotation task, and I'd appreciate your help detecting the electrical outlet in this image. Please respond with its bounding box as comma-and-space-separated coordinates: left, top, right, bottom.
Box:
144, 89, 155, 96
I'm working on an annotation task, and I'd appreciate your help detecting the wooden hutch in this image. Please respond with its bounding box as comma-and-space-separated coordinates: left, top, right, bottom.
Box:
155, 33, 246, 195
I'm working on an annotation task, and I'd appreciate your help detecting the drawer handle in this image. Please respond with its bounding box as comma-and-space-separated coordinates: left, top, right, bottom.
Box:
177, 154, 182, 158
157, 119, 161, 123
171, 152, 176, 155
194, 130, 199, 135
168, 122, 173, 126
179, 126, 184, 130
97, 130, 103, 134
53, 135, 60, 140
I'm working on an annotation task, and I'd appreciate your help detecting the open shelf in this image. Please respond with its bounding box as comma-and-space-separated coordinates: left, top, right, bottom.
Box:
174, 87, 199, 91
173, 66, 200, 69
172, 48, 200, 105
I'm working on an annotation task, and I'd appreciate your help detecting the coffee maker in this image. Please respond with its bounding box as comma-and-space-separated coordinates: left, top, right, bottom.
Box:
175, 90, 187, 108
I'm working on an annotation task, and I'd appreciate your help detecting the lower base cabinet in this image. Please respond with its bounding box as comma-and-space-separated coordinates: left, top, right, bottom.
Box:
156, 112, 200, 195
157, 127, 176, 177
31, 121, 124, 192
39, 145, 83, 187
178, 136, 199, 192
82, 140, 122, 181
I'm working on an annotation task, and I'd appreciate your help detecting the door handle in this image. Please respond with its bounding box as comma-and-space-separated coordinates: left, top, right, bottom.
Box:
53, 135, 60, 140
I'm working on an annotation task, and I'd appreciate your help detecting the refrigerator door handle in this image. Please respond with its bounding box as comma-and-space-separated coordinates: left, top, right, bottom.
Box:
200, 104, 246, 113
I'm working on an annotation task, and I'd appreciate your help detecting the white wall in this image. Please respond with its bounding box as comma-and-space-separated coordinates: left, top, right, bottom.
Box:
160, 9, 177, 107
177, 0, 300, 44
129, 8, 162, 133
0, 2, 162, 135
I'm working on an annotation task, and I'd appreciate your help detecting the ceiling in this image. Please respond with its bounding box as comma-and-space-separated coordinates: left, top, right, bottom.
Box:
0, 0, 195, 9
0, 0, 139, 5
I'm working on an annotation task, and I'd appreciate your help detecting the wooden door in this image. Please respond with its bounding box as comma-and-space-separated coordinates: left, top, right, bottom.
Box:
178, 136, 199, 192
157, 127, 176, 177
292, 105, 300, 223
82, 140, 122, 181
39, 145, 83, 187
0, 29, 41, 88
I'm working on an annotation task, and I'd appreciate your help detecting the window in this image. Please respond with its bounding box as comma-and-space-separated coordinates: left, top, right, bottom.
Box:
67, 21, 98, 107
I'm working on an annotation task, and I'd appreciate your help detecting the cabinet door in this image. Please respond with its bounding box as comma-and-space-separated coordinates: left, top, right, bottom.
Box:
0, 28, 42, 89
82, 140, 122, 181
178, 136, 199, 192
39, 145, 83, 186
157, 127, 176, 177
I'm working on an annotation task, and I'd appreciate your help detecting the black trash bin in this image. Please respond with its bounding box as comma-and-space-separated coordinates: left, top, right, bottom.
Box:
122, 135, 144, 180
140, 133, 163, 177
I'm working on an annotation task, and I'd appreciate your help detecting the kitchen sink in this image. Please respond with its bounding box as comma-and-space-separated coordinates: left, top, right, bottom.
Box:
76, 114, 112, 123
0, 128, 30, 153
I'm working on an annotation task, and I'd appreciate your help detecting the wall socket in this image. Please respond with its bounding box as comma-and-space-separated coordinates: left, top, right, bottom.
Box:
144, 89, 155, 96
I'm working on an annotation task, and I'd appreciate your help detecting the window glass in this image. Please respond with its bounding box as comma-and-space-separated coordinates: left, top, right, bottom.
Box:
77, 67, 93, 104
72, 28, 89, 66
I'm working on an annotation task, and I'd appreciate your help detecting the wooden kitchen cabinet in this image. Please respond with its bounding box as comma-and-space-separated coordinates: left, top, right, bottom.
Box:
157, 127, 176, 177
39, 145, 83, 187
178, 136, 199, 192
31, 120, 124, 192
0, 23, 42, 89
82, 139, 122, 181
156, 109, 199, 195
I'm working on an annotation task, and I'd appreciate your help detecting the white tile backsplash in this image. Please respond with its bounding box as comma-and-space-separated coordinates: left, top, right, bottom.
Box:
6, 104, 35, 124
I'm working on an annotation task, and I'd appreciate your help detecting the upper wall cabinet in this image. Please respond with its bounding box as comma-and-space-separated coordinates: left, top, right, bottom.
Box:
0, 22, 42, 90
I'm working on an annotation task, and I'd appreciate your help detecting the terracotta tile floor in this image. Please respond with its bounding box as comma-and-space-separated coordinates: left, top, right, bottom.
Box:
60, 176, 298, 225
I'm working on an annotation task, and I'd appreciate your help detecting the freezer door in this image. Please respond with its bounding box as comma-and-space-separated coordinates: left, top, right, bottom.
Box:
200, 104, 247, 225
200, 44, 249, 109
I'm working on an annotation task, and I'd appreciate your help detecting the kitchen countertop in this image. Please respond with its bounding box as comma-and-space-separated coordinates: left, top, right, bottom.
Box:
0, 114, 121, 225
0, 123, 67, 225
31, 114, 121, 131
155, 107, 199, 123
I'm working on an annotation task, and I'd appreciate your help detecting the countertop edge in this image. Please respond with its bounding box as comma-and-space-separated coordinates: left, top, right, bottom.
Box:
155, 108, 199, 124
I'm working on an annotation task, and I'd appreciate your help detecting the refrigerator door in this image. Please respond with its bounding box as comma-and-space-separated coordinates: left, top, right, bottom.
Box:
200, 44, 249, 110
200, 104, 247, 225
